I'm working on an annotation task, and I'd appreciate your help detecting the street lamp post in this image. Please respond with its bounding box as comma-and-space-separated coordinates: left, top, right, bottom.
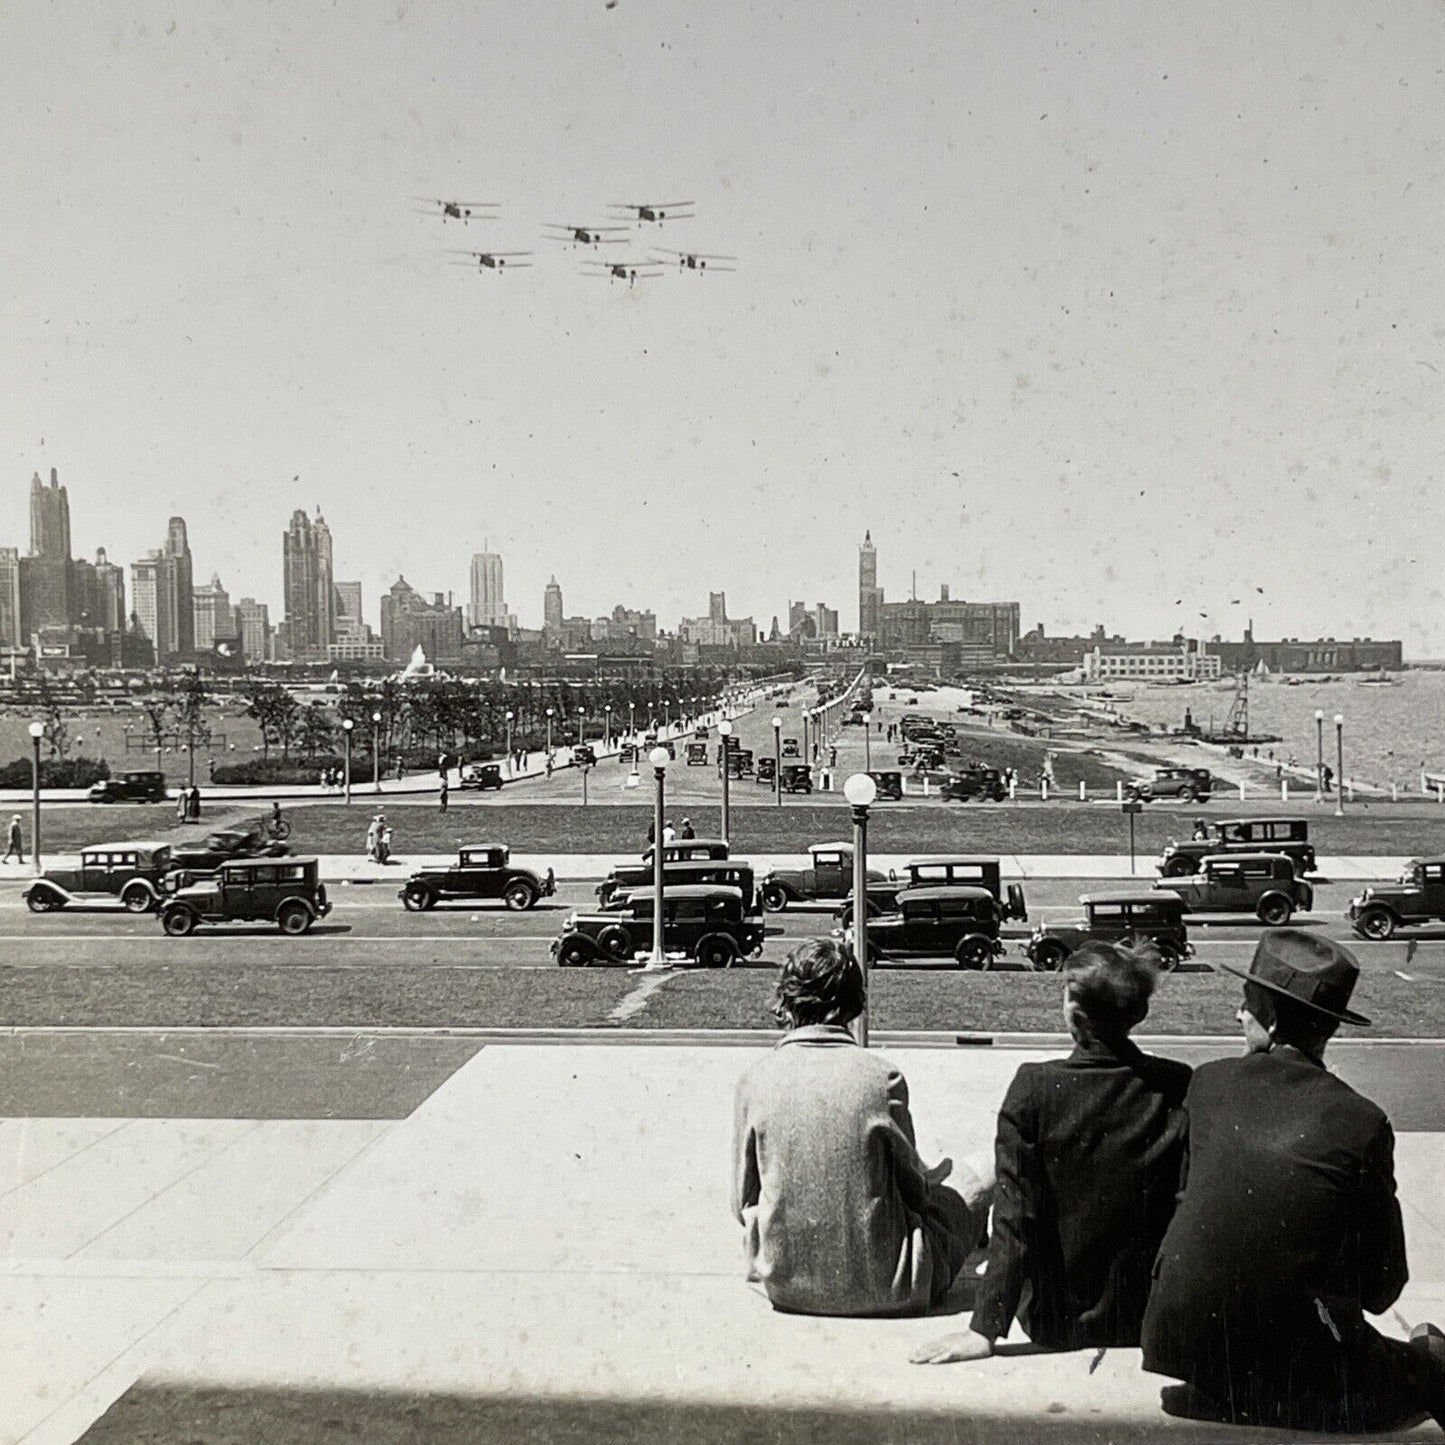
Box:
372, 711, 382, 793
628, 700, 636, 744
604, 705, 612, 751
545, 707, 554, 765
1335, 714, 1346, 817
578, 705, 585, 749
505, 710, 514, 773
864, 711, 871, 771
843, 772, 877, 1046
342, 718, 354, 805
772, 715, 782, 806
28, 721, 43, 876
1315, 710, 1325, 803
646, 746, 671, 970
718, 719, 733, 845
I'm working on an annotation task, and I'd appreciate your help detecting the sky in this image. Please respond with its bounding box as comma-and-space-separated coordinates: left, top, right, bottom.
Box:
2, 1, 1443, 650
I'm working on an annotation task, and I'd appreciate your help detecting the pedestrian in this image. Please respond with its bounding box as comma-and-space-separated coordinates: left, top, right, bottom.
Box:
733, 938, 992, 1317
188, 784, 201, 822
646, 820, 656, 847
1142, 932, 1445, 1432
3, 814, 24, 865
1321, 763, 1334, 795
366, 813, 382, 861
176, 788, 187, 822
438, 774, 449, 813
680, 817, 695, 840
545, 754, 554, 780
208, 757, 216, 783
378, 816, 393, 864
912, 942, 1189, 1364
1191, 817, 1208, 840
663, 818, 677, 844
394, 757, 404, 782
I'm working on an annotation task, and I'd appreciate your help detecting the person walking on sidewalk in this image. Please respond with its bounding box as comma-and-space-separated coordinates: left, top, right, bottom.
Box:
3, 815, 24, 865
438, 774, 449, 813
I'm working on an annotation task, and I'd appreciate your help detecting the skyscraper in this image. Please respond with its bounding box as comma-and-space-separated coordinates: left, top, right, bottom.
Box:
543, 575, 563, 632
237, 597, 272, 663
468, 552, 506, 629
334, 581, 365, 634
193, 573, 235, 651
281, 508, 336, 660
858, 531, 882, 640
0, 548, 20, 648
19, 469, 72, 636
92, 548, 125, 637
130, 551, 169, 658
163, 516, 195, 656
29, 468, 71, 560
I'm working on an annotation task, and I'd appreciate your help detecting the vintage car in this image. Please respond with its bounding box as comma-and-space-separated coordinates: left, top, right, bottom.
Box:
24, 842, 175, 913
399, 845, 556, 911
1153, 852, 1313, 925
600, 859, 757, 913
729, 748, 755, 777
1348, 857, 1445, 939
1157, 817, 1316, 877
694, 724, 709, 739
868, 770, 904, 801
87, 771, 168, 804
781, 738, 801, 758
459, 762, 504, 791
850, 886, 1005, 969
685, 742, 708, 766
1127, 767, 1214, 804
159, 857, 332, 936
169, 828, 289, 873
1024, 892, 1192, 971
553, 885, 765, 968
836, 856, 1027, 926
941, 768, 1008, 803
572, 745, 597, 767
759, 842, 888, 913
757, 756, 778, 785
640, 837, 731, 866
780, 763, 813, 794
618, 743, 637, 764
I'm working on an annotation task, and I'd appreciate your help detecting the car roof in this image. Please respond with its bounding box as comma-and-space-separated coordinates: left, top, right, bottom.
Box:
809, 841, 854, 853
220, 855, 317, 869
1215, 817, 1305, 827
1081, 891, 1182, 905
898, 885, 995, 902
1199, 852, 1295, 866
625, 884, 742, 901
84, 840, 170, 852
904, 855, 1001, 869
460, 844, 508, 854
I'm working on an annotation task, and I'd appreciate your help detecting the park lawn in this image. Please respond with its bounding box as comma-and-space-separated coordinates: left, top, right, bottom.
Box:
938, 729, 1135, 790
22, 803, 262, 854
272, 799, 1445, 860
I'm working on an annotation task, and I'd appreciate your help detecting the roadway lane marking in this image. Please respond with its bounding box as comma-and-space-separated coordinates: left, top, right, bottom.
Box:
607, 967, 680, 1023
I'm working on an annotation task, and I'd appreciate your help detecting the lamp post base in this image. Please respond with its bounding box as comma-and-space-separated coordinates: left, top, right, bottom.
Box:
637, 955, 674, 973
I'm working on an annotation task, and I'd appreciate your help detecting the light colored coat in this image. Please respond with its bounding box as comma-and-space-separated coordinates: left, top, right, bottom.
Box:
732, 1024, 970, 1317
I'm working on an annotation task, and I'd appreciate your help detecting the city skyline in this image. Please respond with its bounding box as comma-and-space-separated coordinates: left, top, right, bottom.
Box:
4, 4, 1443, 651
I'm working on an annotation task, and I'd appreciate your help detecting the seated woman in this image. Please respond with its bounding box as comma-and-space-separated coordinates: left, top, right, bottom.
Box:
732, 938, 992, 1317
912, 941, 1190, 1364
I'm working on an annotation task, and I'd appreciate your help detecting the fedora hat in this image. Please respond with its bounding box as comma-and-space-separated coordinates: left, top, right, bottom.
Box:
1222, 929, 1371, 1027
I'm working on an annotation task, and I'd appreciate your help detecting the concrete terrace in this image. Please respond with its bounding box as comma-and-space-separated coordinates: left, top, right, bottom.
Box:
5, 1038, 1442, 1443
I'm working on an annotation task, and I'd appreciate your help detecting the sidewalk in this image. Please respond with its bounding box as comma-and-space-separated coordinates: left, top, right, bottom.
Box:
0, 852, 1413, 887
6, 1039, 1442, 1442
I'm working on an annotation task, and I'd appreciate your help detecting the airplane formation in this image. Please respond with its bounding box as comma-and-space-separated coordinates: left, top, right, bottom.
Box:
415, 197, 737, 288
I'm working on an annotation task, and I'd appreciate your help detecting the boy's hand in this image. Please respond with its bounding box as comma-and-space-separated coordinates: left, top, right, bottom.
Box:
910, 1329, 995, 1365
922, 1155, 953, 1184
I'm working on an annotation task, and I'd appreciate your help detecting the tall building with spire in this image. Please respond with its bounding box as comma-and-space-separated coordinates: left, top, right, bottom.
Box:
19, 469, 72, 637
543, 575, 563, 632
281, 507, 335, 661
127, 517, 194, 661
469, 551, 506, 629
29, 468, 71, 560
858, 530, 882, 641
163, 516, 195, 656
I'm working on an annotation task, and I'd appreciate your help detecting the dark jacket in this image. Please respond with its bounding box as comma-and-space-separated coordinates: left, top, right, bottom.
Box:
972, 1036, 1190, 1349
1142, 1049, 1419, 1432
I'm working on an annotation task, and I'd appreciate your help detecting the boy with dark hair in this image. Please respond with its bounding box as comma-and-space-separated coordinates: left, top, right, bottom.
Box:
913, 940, 1190, 1364
733, 938, 991, 1317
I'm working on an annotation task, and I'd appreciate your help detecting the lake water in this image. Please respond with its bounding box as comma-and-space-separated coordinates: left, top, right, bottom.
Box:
1101, 672, 1445, 791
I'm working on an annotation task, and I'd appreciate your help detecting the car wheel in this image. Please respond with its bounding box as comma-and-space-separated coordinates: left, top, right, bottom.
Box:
1257, 895, 1292, 927
695, 933, 738, 969
1031, 939, 1068, 972
401, 885, 434, 912
955, 934, 993, 970
760, 884, 788, 913
597, 925, 633, 961
1355, 909, 1395, 942
503, 881, 536, 911
25, 889, 59, 913
277, 902, 312, 935
557, 938, 590, 968
1156, 942, 1183, 972
1177, 786, 1196, 803
122, 884, 155, 914
162, 907, 197, 937
1162, 856, 1196, 878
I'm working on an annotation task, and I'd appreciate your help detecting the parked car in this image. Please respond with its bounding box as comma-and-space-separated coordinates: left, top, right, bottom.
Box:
1127, 767, 1214, 804
618, 743, 637, 765
169, 828, 289, 873
868, 770, 904, 801
24, 842, 174, 913
572, 745, 597, 767
460, 762, 504, 791
1157, 817, 1317, 877
694, 724, 709, 739
399, 845, 555, 911
759, 842, 888, 913
1024, 892, 1193, 971
87, 771, 167, 804
685, 742, 708, 766
941, 768, 1009, 803
601, 860, 757, 913
640, 838, 731, 866
850, 886, 1005, 969
757, 756, 777, 785
781, 738, 801, 758
1348, 857, 1445, 940
836, 856, 1027, 926
160, 857, 331, 935
1153, 853, 1313, 925
780, 763, 813, 794
553, 885, 765, 968
734, 749, 755, 777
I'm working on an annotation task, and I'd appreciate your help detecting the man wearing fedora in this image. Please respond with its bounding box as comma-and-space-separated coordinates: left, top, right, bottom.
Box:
1142, 930, 1445, 1432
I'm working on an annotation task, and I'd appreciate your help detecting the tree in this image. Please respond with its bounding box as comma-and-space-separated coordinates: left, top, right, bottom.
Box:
297, 703, 335, 760
35, 675, 70, 760
174, 670, 213, 785
243, 682, 299, 760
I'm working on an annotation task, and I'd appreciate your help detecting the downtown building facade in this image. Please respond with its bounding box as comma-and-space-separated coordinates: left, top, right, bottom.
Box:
279, 508, 335, 662
129, 516, 195, 663
380, 577, 463, 664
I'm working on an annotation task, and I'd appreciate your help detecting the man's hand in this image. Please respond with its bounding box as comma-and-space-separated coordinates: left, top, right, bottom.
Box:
922, 1155, 953, 1185
910, 1329, 995, 1365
